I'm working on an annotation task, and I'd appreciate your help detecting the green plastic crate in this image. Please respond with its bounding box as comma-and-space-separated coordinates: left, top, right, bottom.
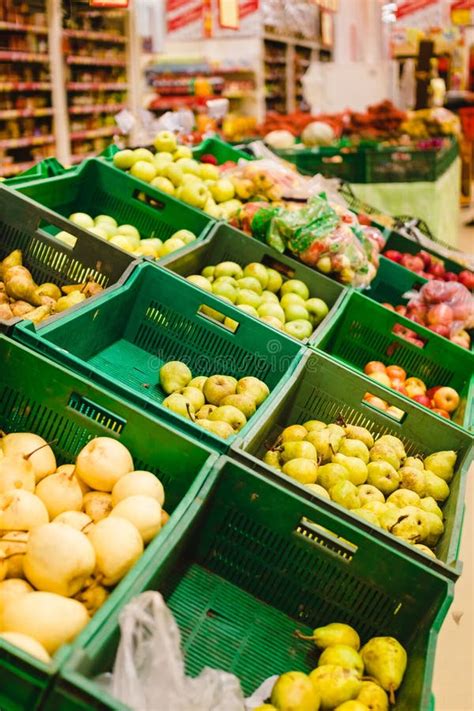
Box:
317, 291, 474, 430
232, 350, 473, 580
158, 221, 348, 345
382, 230, 470, 275
3, 157, 72, 187
191, 135, 253, 164
42, 456, 452, 711
11, 157, 215, 246
367, 256, 428, 307
15, 261, 303, 451
365, 138, 459, 183
0, 184, 137, 334
276, 143, 367, 181
0, 334, 217, 711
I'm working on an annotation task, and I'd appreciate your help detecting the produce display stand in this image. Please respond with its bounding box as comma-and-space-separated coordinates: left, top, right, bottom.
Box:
317, 291, 474, 431
0, 334, 218, 711
42, 456, 452, 711
158, 221, 348, 346
15, 261, 304, 452
231, 350, 473, 580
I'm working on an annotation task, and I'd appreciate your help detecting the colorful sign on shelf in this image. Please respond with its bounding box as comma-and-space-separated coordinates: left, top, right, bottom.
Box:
451, 0, 474, 25
89, 0, 128, 7
396, 0, 437, 19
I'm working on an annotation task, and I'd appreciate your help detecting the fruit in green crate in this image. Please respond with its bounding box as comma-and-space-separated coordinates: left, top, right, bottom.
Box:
362, 501, 388, 519
404, 456, 424, 471
162, 163, 184, 186
284, 319, 313, 340
236, 376, 269, 406
69, 212, 94, 229
305, 429, 334, 463
172, 229, 196, 245
261, 290, 280, 304
334, 702, 369, 711
423, 450, 456, 482
243, 262, 269, 288
266, 268, 283, 293
305, 483, 330, 499
338, 439, 370, 464
386, 489, 420, 508
75, 437, 134, 492
150, 176, 175, 195
35, 469, 83, 518
175, 158, 201, 175
390, 507, 430, 543
212, 281, 237, 303
163, 393, 195, 419
214, 262, 243, 280
209, 405, 247, 432
221, 393, 256, 419
357, 484, 384, 506
133, 148, 154, 163
110, 235, 138, 252
113, 149, 135, 170
236, 276, 263, 294
153, 151, 173, 165
153, 131, 178, 153
158, 237, 186, 257
87, 516, 144, 586
199, 163, 220, 181
179, 182, 208, 208
178, 386, 205, 411
135, 238, 163, 257
130, 161, 157, 183
329, 480, 360, 509
424, 471, 450, 501
283, 302, 309, 322
280, 441, 317, 463
196, 404, 216, 419
332, 454, 368, 486
366, 461, 400, 496
159, 361, 192, 394
87, 226, 109, 240
356, 681, 388, 711
203, 375, 237, 405
263, 450, 281, 469
271, 671, 320, 711
305, 298, 329, 325
55, 231, 76, 247
304, 420, 327, 433
419, 496, 443, 519
110, 495, 162, 544
258, 302, 286, 323
281, 424, 308, 442
282, 458, 318, 484
302, 623, 360, 650
280, 279, 310, 300
360, 637, 407, 704
369, 443, 400, 471
352, 508, 379, 526
344, 425, 374, 449
0, 631, 50, 663
280, 293, 305, 309
236, 289, 261, 309
172, 146, 193, 161
309, 665, 362, 710
112, 471, 165, 507
318, 645, 364, 675
317, 463, 349, 490
196, 419, 234, 438
415, 543, 437, 558
375, 435, 405, 461
210, 178, 235, 203
423, 512, 444, 547
398, 466, 426, 496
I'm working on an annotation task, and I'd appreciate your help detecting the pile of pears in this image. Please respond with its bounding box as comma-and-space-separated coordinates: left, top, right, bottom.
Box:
159, 361, 269, 439
0, 249, 103, 324
264, 419, 457, 556
56, 211, 197, 260
0, 432, 168, 663
257, 622, 407, 710
184, 261, 329, 340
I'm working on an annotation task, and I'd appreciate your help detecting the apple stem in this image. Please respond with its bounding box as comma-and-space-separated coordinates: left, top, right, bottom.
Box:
24, 438, 57, 460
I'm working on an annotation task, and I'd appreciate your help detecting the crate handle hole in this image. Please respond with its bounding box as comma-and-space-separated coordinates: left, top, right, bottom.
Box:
295, 517, 357, 562
391, 323, 427, 349
68, 393, 126, 433
133, 189, 166, 212
39, 220, 77, 249
322, 156, 343, 164
262, 254, 295, 278
198, 304, 239, 332
362, 392, 406, 423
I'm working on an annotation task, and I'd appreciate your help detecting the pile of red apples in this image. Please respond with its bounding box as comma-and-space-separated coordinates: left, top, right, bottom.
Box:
384, 248, 474, 288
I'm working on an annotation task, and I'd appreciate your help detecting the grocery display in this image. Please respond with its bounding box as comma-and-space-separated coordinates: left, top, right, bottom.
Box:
1, 3, 474, 709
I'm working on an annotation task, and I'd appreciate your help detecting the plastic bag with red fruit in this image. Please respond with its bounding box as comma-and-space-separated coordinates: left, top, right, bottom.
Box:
406, 280, 474, 342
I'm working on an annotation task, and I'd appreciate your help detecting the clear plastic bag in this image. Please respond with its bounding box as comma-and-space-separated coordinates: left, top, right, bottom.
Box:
406, 280, 474, 338
99, 592, 245, 711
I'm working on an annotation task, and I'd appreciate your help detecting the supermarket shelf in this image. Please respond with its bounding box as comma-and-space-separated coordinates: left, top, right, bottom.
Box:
0, 134, 55, 149
63, 28, 127, 43
70, 125, 117, 140
0, 50, 49, 63
0, 20, 48, 34
69, 103, 125, 115
0, 81, 51, 91
67, 55, 127, 67
264, 32, 323, 50
0, 160, 36, 177
149, 95, 216, 110
0, 107, 53, 119
67, 81, 128, 91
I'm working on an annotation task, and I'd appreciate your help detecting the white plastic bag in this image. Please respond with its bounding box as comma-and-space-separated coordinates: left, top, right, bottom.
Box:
100, 591, 245, 711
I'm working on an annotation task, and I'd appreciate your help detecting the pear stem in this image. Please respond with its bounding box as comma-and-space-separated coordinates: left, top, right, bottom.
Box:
294, 630, 315, 641
389, 685, 396, 705
24, 438, 57, 460
186, 403, 195, 422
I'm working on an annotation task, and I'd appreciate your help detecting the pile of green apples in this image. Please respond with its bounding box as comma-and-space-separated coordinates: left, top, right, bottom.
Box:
264, 420, 456, 557
56, 211, 196, 260
112, 131, 243, 219
186, 261, 329, 340
258, 622, 407, 710
159, 360, 269, 439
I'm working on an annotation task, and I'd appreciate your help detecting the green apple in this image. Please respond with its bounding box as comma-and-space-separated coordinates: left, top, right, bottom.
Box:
218, 198, 242, 218
94, 222, 116, 239
173, 146, 193, 161
212, 281, 237, 303
150, 176, 175, 196
214, 262, 243, 280
199, 163, 220, 181
317, 256, 332, 274
113, 149, 135, 170
213, 276, 237, 287
201, 266, 215, 280
236, 277, 262, 294
280, 293, 305, 309
175, 158, 201, 175
153, 151, 173, 165
236, 303, 259, 318
210, 178, 235, 203
153, 131, 177, 153
69, 212, 94, 229
182, 173, 203, 185
171, 229, 196, 244
56, 230, 77, 247
186, 275, 212, 291
162, 163, 184, 187
135, 238, 163, 257
257, 302, 285, 323
158, 237, 186, 257
260, 290, 279, 304
243, 263, 269, 289
117, 224, 141, 244
132, 148, 154, 163
283, 303, 309, 322
280, 279, 310, 300
305, 297, 329, 325
179, 183, 208, 208
204, 198, 220, 217
109, 235, 136, 253
130, 160, 157, 183
266, 267, 283, 293
236, 289, 261, 310
284, 319, 313, 340
260, 315, 284, 330
87, 226, 108, 240
94, 214, 117, 228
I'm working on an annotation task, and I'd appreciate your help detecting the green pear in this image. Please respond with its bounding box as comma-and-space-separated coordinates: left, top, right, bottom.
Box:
366, 461, 400, 496
281, 424, 309, 442
196, 419, 234, 439
305, 483, 330, 499
196, 404, 216, 419
306, 430, 333, 462
203, 375, 237, 405
424, 471, 450, 502
317, 463, 349, 491
357, 485, 384, 506
318, 645, 363, 675
423, 450, 456, 482
329, 480, 360, 509
390, 506, 430, 544
351, 509, 380, 526
360, 637, 407, 704
362, 501, 387, 518
386, 489, 420, 508
309, 665, 362, 710
357, 681, 388, 711
220, 393, 256, 419
404, 456, 424, 471
177, 386, 205, 411
327, 423, 346, 439
344, 425, 374, 449
334, 702, 369, 711
209, 405, 246, 432
280, 441, 317, 463
374, 435, 406, 461
423, 511, 444, 547
369, 443, 400, 471
270, 671, 320, 711
55, 291, 86, 312
398, 466, 426, 496
327, 424, 346, 452
159, 361, 192, 394
332, 454, 368, 486
304, 420, 327, 433
338, 439, 370, 464
254, 706, 278, 711
419, 497, 443, 519
189, 375, 207, 391
379, 506, 401, 532
263, 449, 281, 470
282, 458, 318, 484
414, 543, 437, 558
301, 623, 360, 650
162, 393, 195, 419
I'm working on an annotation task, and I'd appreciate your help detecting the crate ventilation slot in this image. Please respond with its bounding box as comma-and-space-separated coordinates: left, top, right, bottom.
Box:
68, 393, 126, 433
295, 517, 357, 562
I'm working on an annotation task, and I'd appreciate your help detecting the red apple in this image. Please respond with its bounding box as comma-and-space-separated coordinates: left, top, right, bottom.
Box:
450, 334, 470, 348
412, 394, 432, 408
405, 377, 427, 398
364, 361, 387, 375
458, 270, 474, 290
386, 405, 405, 419
395, 305, 407, 316
386, 365, 407, 381
412, 338, 426, 348
358, 213, 371, 226
382, 302, 396, 311
363, 393, 388, 411
428, 324, 450, 338
401, 254, 424, 273
433, 386, 460, 413
391, 379, 408, 395
428, 262, 445, 278
427, 304, 454, 326
426, 385, 442, 400
443, 272, 458, 282
200, 153, 218, 165
419, 250, 433, 269
431, 408, 450, 419
384, 249, 403, 263
407, 302, 428, 321
422, 281, 446, 304
451, 301, 474, 322
422, 272, 435, 280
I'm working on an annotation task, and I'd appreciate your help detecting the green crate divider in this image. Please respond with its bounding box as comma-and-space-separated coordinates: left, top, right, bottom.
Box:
0, 334, 217, 711
0, 184, 138, 334
11, 157, 215, 246
317, 291, 474, 430
158, 221, 348, 346
43, 456, 452, 711
15, 261, 304, 452
4, 157, 72, 187
191, 135, 253, 164
231, 350, 473, 579
365, 138, 459, 183
366, 255, 429, 307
